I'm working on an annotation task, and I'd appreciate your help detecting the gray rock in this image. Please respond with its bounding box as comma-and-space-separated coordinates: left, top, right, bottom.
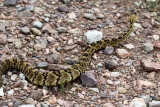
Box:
143, 43, 154, 52
37, 62, 48, 68
49, 87, 59, 95
13, 99, 22, 107
58, 5, 69, 13
76, 0, 83, 2
149, 101, 160, 107
0, 20, 11, 32
0, 101, 7, 106
18, 9, 32, 18
104, 46, 114, 55
14, 39, 22, 48
65, 58, 76, 65
105, 60, 117, 71
33, 21, 43, 28
0, 34, 7, 44
57, 27, 68, 33
26, 5, 35, 11
49, 54, 60, 64
44, 17, 49, 22
98, 21, 110, 28
21, 26, 30, 34
34, 38, 47, 50
80, 72, 98, 86
25, 98, 36, 105
61, 0, 71, 4
4, 0, 17, 6
84, 13, 95, 20
30, 90, 43, 100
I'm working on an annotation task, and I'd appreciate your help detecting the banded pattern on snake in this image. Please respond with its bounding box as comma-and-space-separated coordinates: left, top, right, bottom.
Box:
0, 14, 137, 87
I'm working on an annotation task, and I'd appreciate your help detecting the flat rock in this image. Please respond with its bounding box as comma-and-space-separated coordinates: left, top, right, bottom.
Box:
37, 62, 48, 68
80, 72, 98, 86
116, 49, 130, 58
4, 0, 17, 6
137, 80, 156, 88
84, 13, 95, 20
21, 26, 30, 34
140, 58, 160, 71
58, 5, 69, 13
124, 44, 135, 49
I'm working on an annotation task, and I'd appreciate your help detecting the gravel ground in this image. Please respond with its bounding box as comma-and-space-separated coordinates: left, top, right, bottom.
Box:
0, 0, 160, 107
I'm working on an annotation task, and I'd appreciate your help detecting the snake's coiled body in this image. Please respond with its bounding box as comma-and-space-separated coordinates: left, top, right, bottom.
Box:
0, 14, 137, 87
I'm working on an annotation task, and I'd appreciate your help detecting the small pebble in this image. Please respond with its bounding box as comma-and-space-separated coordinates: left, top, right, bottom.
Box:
58, 5, 69, 13
7, 90, 14, 95
11, 74, 18, 81
143, 43, 154, 52
152, 35, 159, 40
124, 44, 135, 49
104, 60, 117, 71
84, 13, 95, 20
57, 27, 68, 33
37, 62, 48, 68
104, 46, 114, 55
88, 88, 99, 93
33, 21, 43, 28
21, 26, 30, 34
116, 49, 130, 58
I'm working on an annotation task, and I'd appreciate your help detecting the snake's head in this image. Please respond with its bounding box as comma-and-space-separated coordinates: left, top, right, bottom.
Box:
128, 14, 137, 23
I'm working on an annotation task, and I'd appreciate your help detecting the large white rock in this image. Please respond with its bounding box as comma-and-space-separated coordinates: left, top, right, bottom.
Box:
0, 87, 4, 96
84, 30, 103, 44
18, 104, 35, 107
130, 97, 147, 107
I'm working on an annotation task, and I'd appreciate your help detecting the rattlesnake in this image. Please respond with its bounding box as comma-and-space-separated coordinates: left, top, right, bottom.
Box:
0, 14, 137, 87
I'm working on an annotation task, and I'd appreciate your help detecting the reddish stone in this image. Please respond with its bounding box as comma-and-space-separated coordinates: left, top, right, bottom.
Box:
140, 58, 160, 71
